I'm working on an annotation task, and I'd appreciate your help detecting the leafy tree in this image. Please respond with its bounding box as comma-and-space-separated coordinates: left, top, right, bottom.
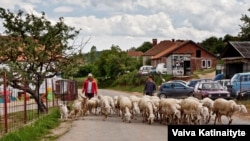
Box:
0, 8, 81, 112
199, 36, 225, 55
135, 41, 152, 52
89, 45, 97, 63
95, 45, 140, 79
238, 8, 250, 41
223, 34, 240, 42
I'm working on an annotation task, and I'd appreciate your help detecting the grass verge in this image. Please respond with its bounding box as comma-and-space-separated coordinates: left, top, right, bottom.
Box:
0, 108, 60, 141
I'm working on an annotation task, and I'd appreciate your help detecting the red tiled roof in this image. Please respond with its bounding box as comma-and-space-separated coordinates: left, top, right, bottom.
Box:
152, 41, 189, 59
127, 51, 143, 57
150, 40, 217, 59
143, 40, 187, 56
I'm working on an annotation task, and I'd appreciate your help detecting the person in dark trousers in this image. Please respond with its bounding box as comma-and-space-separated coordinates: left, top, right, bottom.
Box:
144, 75, 157, 96
82, 73, 98, 99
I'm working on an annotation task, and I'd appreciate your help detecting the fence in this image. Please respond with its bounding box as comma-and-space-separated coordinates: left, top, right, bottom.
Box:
0, 74, 78, 137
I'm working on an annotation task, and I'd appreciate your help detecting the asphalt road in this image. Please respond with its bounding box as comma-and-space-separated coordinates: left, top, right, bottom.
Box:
57, 89, 250, 141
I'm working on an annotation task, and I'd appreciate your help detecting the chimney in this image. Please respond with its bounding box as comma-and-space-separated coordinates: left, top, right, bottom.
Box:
152, 38, 157, 47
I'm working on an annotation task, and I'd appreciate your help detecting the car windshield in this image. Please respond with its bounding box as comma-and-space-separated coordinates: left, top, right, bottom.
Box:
201, 83, 223, 90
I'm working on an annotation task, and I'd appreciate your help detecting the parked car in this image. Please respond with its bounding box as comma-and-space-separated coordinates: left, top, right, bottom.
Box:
149, 67, 157, 74
168, 80, 188, 85
138, 65, 153, 75
156, 63, 167, 74
227, 72, 250, 99
186, 78, 213, 88
193, 81, 231, 100
157, 81, 194, 98
215, 79, 230, 90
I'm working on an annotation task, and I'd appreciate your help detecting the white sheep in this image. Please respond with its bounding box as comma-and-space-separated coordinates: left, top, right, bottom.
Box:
97, 95, 112, 121
68, 96, 89, 120
200, 97, 214, 123
129, 95, 141, 120
158, 98, 181, 125
138, 96, 156, 124
180, 97, 203, 125
58, 102, 69, 121
87, 96, 100, 115
150, 96, 160, 121
118, 95, 133, 123
213, 98, 248, 125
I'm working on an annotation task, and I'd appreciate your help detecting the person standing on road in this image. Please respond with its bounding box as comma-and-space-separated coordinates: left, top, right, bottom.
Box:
144, 75, 157, 96
82, 73, 98, 99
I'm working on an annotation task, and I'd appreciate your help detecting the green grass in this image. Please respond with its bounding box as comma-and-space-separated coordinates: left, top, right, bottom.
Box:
0, 108, 60, 141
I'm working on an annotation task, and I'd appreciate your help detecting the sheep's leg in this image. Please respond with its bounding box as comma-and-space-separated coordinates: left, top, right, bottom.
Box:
227, 116, 233, 125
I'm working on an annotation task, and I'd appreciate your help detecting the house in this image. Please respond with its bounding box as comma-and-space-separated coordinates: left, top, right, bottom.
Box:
142, 39, 217, 76
220, 41, 250, 79
127, 50, 143, 60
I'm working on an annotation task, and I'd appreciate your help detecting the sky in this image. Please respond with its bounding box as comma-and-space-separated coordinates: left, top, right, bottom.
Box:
0, 0, 249, 53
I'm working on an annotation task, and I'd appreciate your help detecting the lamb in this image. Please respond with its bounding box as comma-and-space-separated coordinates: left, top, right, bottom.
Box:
118, 95, 133, 123
58, 102, 69, 121
212, 98, 248, 125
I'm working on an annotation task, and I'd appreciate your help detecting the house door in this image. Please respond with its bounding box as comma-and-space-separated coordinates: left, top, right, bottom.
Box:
183, 61, 191, 75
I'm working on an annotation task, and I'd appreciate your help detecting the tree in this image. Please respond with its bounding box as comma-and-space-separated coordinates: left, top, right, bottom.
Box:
238, 8, 250, 41
135, 41, 152, 52
0, 8, 81, 112
89, 45, 97, 63
95, 45, 140, 79
199, 36, 225, 55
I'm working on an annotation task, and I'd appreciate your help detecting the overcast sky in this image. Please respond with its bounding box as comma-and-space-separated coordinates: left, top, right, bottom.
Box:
0, 0, 249, 53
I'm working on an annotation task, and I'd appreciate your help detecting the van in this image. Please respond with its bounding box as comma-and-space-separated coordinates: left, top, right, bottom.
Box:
229, 72, 250, 99
138, 65, 153, 75
156, 63, 167, 74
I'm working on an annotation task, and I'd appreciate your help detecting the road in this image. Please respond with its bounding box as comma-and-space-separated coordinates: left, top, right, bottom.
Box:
56, 89, 250, 141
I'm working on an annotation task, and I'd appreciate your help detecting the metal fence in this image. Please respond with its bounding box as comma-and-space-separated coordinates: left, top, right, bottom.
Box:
0, 74, 78, 136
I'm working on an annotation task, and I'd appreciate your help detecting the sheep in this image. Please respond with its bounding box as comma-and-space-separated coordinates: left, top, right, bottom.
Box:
58, 102, 69, 121
180, 97, 204, 125
158, 98, 181, 125
200, 97, 214, 123
129, 95, 141, 120
68, 96, 89, 120
87, 96, 100, 115
104, 95, 116, 115
212, 98, 248, 125
97, 95, 112, 121
150, 96, 160, 121
138, 96, 156, 124
118, 95, 133, 123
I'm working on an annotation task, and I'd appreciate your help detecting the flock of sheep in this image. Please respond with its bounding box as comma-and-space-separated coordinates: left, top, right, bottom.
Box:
58, 94, 248, 125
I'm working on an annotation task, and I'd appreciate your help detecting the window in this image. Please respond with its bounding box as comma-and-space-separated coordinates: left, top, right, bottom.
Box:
207, 60, 212, 68
196, 50, 201, 58
201, 60, 206, 68
201, 59, 212, 68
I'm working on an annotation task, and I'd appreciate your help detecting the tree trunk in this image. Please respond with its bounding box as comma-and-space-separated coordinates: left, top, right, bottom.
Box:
33, 94, 48, 113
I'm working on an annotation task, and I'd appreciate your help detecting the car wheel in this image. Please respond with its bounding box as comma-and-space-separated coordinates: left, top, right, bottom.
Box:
159, 94, 166, 98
